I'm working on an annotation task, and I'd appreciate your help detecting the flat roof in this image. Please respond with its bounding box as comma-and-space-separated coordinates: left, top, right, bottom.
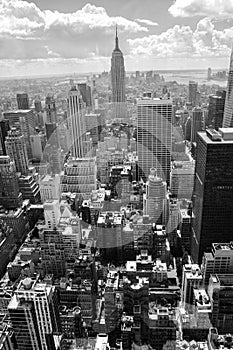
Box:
4, 109, 32, 114
199, 130, 233, 144
137, 98, 172, 105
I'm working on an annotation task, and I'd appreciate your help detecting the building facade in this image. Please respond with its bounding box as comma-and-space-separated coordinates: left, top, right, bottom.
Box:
5, 128, 29, 175
223, 49, 233, 127
137, 98, 172, 184
191, 128, 233, 263
67, 86, 86, 158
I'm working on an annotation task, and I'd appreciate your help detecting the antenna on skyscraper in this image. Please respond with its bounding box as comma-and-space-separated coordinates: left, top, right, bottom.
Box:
115, 23, 119, 50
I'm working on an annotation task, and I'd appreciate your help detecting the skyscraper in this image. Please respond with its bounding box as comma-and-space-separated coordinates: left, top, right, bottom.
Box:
39, 174, 60, 203
111, 25, 127, 120
60, 157, 97, 201
207, 90, 226, 129
45, 122, 59, 147
144, 168, 166, 224
67, 86, 86, 158
0, 156, 23, 209
137, 97, 172, 184
5, 128, 29, 175
45, 94, 57, 124
223, 48, 233, 127
189, 81, 198, 107
9, 277, 61, 350
0, 119, 10, 155
8, 296, 42, 350
78, 82, 92, 109
191, 107, 204, 143
16, 93, 29, 110
4, 109, 35, 158
191, 128, 233, 263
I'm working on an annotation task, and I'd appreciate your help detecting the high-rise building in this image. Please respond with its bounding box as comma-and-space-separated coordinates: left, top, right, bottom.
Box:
34, 98, 42, 112
60, 157, 97, 201
39, 174, 60, 203
67, 86, 86, 158
40, 229, 66, 278
78, 82, 92, 108
0, 156, 23, 209
43, 199, 61, 229
144, 168, 166, 223
0, 119, 10, 155
181, 264, 203, 309
137, 97, 172, 184
45, 94, 57, 124
30, 134, 43, 160
223, 49, 233, 127
189, 81, 198, 107
3, 109, 35, 158
207, 90, 226, 129
111, 26, 127, 120
45, 122, 59, 147
0, 319, 17, 350
5, 128, 29, 175
171, 161, 195, 199
17, 93, 29, 110
191, 128, 233, 263
8, 296, 42, 350
208, 274, 233, 333
85, 113, 102, 146
179, 207, 193, 253
9, 276, 61, 350
191, 107, 204, 143
18, 175, 40, 203
202, 242, 233, 285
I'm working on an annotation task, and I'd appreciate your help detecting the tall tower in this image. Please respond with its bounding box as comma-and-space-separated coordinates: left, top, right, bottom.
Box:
207, 90, 226, 129
191, 107, 204, 143
5, 128, 29, 175
0, 119, 10, 155
0, 156, 23, 209
3, 109, 35, 159
223, 48, 233, 127
17, 93, 29, 110
10, 277, 61, 350
45, 94, 57, 124
191, 128, 233, 263
111, 25, 127, 120
137, 97, 172, 185
67, 86, 86, 158
189, 81, 198, 107
144, 168, 166, 224
8, 296, 42, 350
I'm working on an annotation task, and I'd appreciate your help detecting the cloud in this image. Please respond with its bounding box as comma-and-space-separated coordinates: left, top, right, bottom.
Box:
168, 0, 233, 18
135, 18, 158, 26
128, 17, 232, 59
0, 1, 148, 59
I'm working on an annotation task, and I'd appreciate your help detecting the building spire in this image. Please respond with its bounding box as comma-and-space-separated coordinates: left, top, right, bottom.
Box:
115, 24, 119, 50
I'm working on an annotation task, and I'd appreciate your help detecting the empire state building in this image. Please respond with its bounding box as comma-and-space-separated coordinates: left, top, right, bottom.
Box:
111, 26, 127, 121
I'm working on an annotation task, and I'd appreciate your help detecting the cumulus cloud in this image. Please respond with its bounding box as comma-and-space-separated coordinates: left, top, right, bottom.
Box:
128, 17, 232, 59
135, 18, 158, 26
168, 0, 233, 18
0, 0, 148, 59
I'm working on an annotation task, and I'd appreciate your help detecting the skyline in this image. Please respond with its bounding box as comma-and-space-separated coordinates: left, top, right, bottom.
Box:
1, 0, 233, 77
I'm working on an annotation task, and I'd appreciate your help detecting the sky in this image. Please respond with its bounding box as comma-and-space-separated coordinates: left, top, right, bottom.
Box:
1, 0, 233, 77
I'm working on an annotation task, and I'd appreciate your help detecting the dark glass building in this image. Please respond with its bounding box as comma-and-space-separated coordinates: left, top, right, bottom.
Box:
191, 128, 233, 263
0, 156, 23, 209
16, 93, 29, 110
207, 90, 226, 129
77, 82, 92, 108
0, 119, 10, 155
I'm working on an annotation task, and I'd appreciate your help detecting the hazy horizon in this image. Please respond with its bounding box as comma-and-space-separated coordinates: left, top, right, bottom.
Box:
1, 0, 233, 77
